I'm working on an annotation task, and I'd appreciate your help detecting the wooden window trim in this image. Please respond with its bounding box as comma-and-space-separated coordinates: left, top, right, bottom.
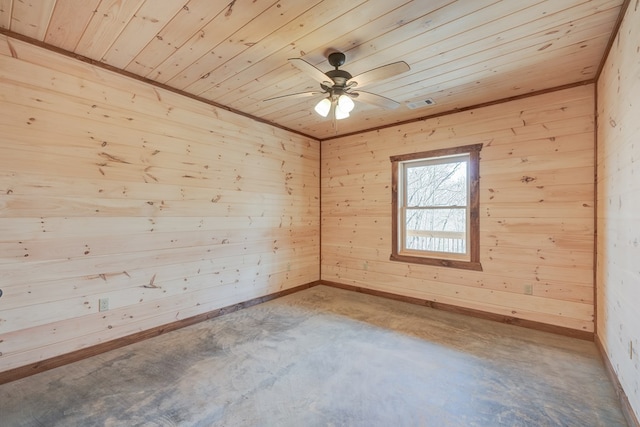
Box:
390, 143, 483, 271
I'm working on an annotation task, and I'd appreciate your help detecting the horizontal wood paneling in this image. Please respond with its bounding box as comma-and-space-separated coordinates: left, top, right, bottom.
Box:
596, 0, 640, 422
0, 0, 624, 139
0, 281, 319, 386
321, 85, 595, 332
0, 35, 319, 373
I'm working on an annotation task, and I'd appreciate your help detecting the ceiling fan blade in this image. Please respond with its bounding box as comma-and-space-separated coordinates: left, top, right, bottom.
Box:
348, 61, 410, 88
263, 91, 324, 102
352, 91, 401, 110
288, 58, 331, 85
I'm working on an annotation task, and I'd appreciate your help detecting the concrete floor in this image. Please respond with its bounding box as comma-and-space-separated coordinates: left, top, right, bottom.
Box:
0, 285, 628, 426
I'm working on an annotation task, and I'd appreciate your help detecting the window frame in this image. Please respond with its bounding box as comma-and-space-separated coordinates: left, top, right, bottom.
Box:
390, 143, 483, 271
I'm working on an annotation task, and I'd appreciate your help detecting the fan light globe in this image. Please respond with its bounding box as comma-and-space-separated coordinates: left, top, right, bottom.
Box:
337, 94, 355, 113
335, 105, 350, 120
314, 98, 331, 117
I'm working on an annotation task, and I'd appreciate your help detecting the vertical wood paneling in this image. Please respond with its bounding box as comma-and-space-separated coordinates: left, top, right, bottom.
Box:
321, 85, 595, 332
596, 1, 640, 420
0, 34, 320, 373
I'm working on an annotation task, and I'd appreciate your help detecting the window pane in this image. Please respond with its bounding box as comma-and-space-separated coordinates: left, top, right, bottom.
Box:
405, 208, 466, 254
391, 143, 482, 269
405, 160, 467, 207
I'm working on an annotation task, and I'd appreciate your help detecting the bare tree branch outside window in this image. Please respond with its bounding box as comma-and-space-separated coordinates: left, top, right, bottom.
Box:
404, 158, 467, 254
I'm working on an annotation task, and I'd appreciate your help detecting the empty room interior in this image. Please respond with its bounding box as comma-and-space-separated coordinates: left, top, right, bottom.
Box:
0, 1, 638, 426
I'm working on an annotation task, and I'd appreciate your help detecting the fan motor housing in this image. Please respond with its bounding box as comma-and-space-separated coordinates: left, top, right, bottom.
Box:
326, 69, 352, 87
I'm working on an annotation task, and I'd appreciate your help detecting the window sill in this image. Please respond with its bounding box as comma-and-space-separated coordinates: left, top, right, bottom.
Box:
389, 253, 483, 271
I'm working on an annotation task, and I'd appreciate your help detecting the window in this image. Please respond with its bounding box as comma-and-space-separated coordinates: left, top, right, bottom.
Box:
390, 144, 482, 271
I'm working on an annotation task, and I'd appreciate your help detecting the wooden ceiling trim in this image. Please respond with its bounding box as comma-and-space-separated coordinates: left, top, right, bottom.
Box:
320, 80, 594, 142
310, 0, 617, 110
423, 54, 597, 106
320, 88, 595, 152
268, 13, 614, 137
0, 0, 625, 139
595, 0, 632, 79
9, 0, 55, 40
0, 30, 317, 142
301, 58, 600, 138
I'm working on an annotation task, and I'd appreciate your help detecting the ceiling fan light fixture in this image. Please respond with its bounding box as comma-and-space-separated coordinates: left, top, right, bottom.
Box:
335, 104, 350, 120
314, 98, 331, 117
337, 94, 355, 113
278, 52, 411, 126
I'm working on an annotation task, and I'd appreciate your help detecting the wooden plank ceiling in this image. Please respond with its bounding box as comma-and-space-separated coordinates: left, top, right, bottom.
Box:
0, 0, 624, 139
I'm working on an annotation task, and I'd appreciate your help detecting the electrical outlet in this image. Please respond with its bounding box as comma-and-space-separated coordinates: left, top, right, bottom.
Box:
630, 340, 634, 360
99, 298, 109, 312
524, 284, 533, 295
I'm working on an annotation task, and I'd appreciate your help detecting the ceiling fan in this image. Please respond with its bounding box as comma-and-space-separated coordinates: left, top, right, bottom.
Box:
265, 52, 410, 124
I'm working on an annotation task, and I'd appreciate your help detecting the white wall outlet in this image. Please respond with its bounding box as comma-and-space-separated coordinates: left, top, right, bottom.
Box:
99, 298, 109, 312
524, 284, 533, 295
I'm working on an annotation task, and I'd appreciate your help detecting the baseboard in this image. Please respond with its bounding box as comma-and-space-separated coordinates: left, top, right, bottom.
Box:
0, 279, 598, 386
0, 281, 321, 386
595, 335, 640, 427
319, 280, 594, 341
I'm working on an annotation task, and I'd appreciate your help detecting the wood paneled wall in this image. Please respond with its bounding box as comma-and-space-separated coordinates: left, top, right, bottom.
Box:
322, 85, 595, 332
596, 1, 640, 419
0, 35, 319, 373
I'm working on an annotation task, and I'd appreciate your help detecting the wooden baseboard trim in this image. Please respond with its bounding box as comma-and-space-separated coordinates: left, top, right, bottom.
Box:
1, 280, 598, 385
319, 280, 594, 341
0, 281, 320, 386
595, 335, 640, 427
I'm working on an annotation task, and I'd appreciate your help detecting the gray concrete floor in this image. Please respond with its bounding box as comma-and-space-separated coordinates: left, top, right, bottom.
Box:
0, 285, 628, 426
